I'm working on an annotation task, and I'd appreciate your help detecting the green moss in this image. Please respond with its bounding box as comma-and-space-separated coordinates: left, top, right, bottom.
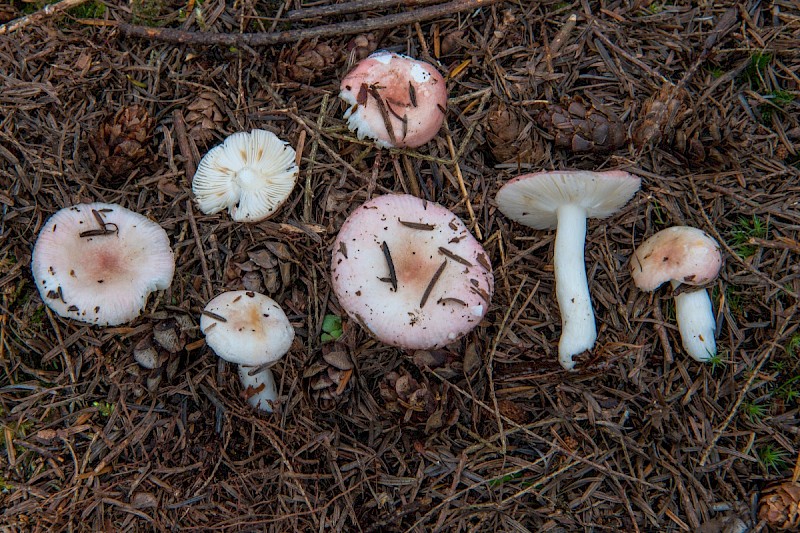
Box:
758, 443, 789, 473
744, 52, 772, 88
728, 215, 768, 258
69, 0, 106, 18
92, 401, 114, 417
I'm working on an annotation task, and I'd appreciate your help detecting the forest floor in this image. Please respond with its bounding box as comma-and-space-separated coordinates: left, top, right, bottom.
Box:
1, 0, 799, 531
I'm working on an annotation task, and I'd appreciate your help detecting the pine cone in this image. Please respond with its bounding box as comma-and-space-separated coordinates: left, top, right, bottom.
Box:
281, 41, 339, 82
303, 349, 354, 411
412, 348, 462, 379
536, 95, 626, 152
485, 102, 534, 163
92, 105, 154, 183
346, 33, 378, 61
380, 369, 458, 431
759, 482, 800, 530
185, 92, 225, 145
380, 369, 437, 424
633, 84, 688, 148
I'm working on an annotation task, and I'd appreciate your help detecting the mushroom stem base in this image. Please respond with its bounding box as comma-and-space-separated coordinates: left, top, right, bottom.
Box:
238, 365, 278, 412
554, 203, 596, 370
672, 282, 716, 362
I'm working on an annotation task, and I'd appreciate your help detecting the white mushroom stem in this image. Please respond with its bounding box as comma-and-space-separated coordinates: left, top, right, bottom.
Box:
554, 204, 597, 370
671, 281, 716, 362
238, 365, 278, 412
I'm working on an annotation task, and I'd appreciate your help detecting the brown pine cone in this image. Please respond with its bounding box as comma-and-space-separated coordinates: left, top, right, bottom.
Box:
485, 102, 534, 163
412, 348, 462, 379
303, 349, 354, 411
280, 41, 340, 82
184, 92, 225, 145
536, 95, 626, 152
346, 33, 378, 61
92, 105, 154, 183
632, 84, 688, 148
380, 369, 438, 424
759, 482, 800, 530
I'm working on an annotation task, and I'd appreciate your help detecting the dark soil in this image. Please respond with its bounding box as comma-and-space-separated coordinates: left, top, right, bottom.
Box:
1, 1, 799, 531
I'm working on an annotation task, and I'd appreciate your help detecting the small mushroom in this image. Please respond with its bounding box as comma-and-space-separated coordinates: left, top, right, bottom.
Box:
630, 226, 722, 362
339, 51, 448, 148
30, 202, 175, 326
495, 170, 641, 370
192, 129, 298, 222
200, 290, 295, 412
331, 194, 493, 349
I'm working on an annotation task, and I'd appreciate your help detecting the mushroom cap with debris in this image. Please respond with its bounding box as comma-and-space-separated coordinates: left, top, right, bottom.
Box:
339, 51, 448, 148
31, 202, 175, 326
630, 226, 722, 291
200, 290, 295, 366
192, 129, 298, 222
331, 194, 493, 350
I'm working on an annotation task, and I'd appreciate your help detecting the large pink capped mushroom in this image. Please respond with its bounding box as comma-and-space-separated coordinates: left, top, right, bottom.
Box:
339, 51, 448, 148
331, 194, 493, 349
31, 202, 174, 326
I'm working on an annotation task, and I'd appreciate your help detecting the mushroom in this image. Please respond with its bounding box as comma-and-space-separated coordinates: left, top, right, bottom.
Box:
495, 170, 641, 370
30, 202, 174, 326
339, 51, 448, 148
192, 129, 298, 222
200, 290, 295, 412
331, 194, 493, 349
630, 226, 722, 362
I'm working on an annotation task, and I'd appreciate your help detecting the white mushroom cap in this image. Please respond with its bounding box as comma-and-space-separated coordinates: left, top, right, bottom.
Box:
495, 170, 642, 229
192, 129, 298, 222
630, 226, 722, 291
339, 51, 448, 148
331, 194, 493, 350
200, 291, 295, 366
238, 365, 278, 412
31, 202, 174, 326
495, 170, 641, 370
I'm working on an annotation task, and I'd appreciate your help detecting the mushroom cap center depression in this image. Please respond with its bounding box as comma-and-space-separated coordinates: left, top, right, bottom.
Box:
235, 166, 268, 191
390, 238, 442, 289
69, 237, 137, 287
227, 301, 271, 338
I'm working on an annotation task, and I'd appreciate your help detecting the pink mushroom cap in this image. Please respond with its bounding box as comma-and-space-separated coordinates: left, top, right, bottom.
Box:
331, 194, 493, 349
339, 51, 448, 148
630, 226, 722, 291
31, 202, 174, 326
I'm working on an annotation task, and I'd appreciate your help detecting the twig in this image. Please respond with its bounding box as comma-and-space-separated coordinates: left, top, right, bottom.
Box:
172, 110, 196, 180
304, 94, 329, 223
284, 0, 444, 21
652, 301, 674, 365
186, 200, 214, 300
485, 276, 528, 454
118, 0, 503, 46
446, 133, 481, 239
0, 0, 89, 35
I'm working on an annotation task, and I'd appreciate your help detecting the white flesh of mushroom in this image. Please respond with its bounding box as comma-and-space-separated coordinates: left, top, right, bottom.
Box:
238, 365, 278, 412
672, 283, 716, 362
554, 203, 596, 369
495, 170, 641, 371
